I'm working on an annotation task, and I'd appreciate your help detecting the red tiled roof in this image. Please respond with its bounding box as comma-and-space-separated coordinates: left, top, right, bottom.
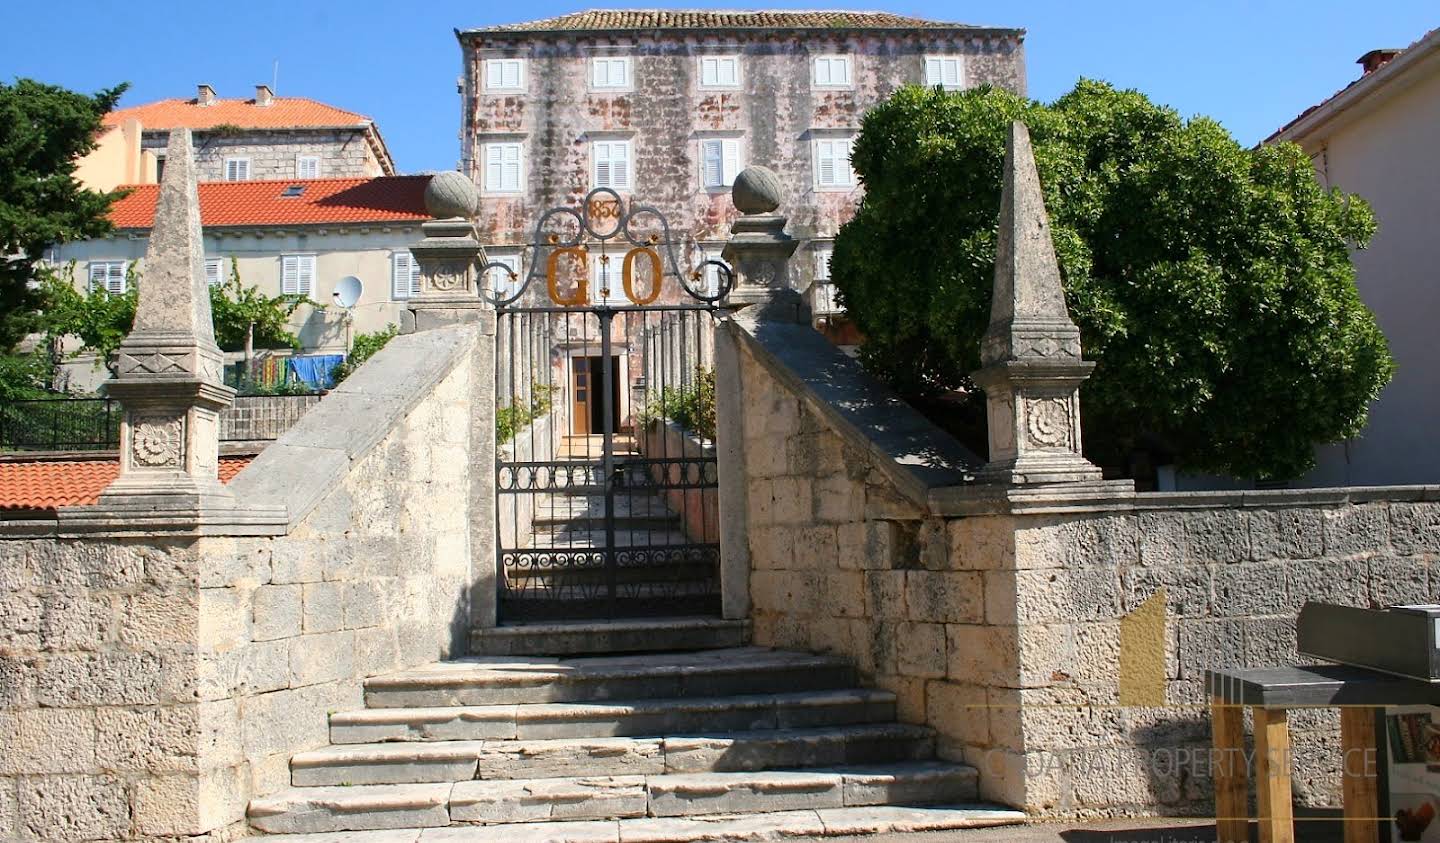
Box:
104, 96, 372, 130
108, 176, 432, 229
0, 456, 252, 515
466, 9, 1003, 34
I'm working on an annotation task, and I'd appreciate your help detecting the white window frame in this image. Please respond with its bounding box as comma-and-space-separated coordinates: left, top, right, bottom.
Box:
391, 250, 422, 300
295, 155, 321, 179
591, 139, 632, 190
924, 56, 965, 89
699, 56, 740, 89
87, 261, 127, 295
812, 136, 857, 190
699, 137, 742, 190
485, 253, 522, 300
482, 141, 524, 194
484, 58, 525, 92
812, 55, 853, 89
280, 254, 316, 297
223, 157, 251, 181
591, 57, 632, 90
813, 244, 834, 281
205, 257, 225, 287
589, 256, 624, 305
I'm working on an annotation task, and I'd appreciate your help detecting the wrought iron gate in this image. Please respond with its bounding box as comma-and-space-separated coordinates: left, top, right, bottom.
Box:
491, 189, 731, 621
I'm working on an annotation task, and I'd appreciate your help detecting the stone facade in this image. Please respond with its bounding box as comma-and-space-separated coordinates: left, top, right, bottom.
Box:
729, 314, 1440, 816
458, 14, 1026, 298
141, 129, 387, 182
0, 326, 484, 840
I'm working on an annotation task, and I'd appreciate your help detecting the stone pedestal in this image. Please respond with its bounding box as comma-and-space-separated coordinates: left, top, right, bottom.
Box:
406, 217, 491, 332
721, 215, 806, 323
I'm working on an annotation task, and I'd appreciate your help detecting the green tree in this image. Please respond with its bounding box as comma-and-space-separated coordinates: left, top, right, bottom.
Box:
209, 258, 304, 353
833, 80, 1393, 480
0, 79, 127, 350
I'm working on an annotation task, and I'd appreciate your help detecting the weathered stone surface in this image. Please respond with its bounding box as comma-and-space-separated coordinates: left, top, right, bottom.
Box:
1212, 562, 1289, 617
0, 709, 96, 775
647, 770, 843, 816
292, 741, 484, 787
451, 776, 647, 823
424, 170, 479, 219
476, 737, 663, 779
254, 583, 304, 641
18, 774, 130, 841
731, 166, 784, 215
303, 581, 346, 634
95, 704, 199, 772
1322, 504, 1389, 558
1390, 502, 1440, 555
247, 783, 452, 834
905, 570, 983, 624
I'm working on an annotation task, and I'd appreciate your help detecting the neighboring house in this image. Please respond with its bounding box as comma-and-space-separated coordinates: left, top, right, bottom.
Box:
456, 9, 1026, 321
76, 84, 396, 191
48, 176, 431, 391
1265, 28, 1440, 486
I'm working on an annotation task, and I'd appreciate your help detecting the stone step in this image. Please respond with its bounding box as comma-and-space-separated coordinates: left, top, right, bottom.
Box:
468, 617, 748, 657
363, 648, 849, 708
330, 688, 897, 744
253, 804, 1027, 841
249, 762, 981, 834
291, 723, 936, 786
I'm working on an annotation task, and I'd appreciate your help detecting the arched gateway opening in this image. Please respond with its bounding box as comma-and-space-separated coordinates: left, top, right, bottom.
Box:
492, 189, 732, 621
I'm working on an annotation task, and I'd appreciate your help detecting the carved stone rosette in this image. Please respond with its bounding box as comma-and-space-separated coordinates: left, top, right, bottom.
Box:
407, 217, 491, 332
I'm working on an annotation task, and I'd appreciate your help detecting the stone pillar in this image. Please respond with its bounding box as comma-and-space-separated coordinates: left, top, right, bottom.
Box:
406, 170, 490, 333
720, 166, 807, 324
93, 128, 239, 516
971, 122, 1104, 486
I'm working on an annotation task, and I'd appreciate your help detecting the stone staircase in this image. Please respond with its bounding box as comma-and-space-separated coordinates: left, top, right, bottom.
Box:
247, 636, 1024, 840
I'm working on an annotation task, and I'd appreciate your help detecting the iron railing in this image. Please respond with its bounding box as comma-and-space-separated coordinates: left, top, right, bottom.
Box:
0, 394, 322, 452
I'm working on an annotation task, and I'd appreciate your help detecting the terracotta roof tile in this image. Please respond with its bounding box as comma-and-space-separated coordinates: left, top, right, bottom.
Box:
0, 456, 252, 515
108, 176, 432, 229
467, 9, 994, 34
104, 96, 372, 130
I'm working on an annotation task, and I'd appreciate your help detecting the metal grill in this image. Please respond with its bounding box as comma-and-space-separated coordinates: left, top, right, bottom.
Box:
493, 188, 729, 621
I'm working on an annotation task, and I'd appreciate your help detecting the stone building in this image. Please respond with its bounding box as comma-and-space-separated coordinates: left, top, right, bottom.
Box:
75, 84, 396, 190
456, 9, 1026, 312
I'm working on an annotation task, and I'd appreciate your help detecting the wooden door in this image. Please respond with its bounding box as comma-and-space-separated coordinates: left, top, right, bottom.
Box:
571, 359, 592, 434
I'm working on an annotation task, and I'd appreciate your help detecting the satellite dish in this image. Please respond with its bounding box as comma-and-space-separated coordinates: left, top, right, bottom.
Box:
333, 276, 362, 308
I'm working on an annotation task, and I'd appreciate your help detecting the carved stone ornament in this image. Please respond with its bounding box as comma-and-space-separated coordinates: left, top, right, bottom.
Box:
131, 413, 184, 468
744, 261, 777, 286
1025, 397, 1072, 449
430, 266, 466, 292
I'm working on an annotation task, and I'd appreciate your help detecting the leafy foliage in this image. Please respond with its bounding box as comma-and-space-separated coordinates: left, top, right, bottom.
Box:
0, 79, 127, 350
210, 258, 303, 352
330, 325, 398, 384
639, 368, 716, 441
833, 80, 1393, 479
497, 383, 559, 445
0, 350, 53, 400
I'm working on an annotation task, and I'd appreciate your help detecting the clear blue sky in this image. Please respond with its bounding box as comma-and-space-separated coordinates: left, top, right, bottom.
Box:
1, 2, 1433, 173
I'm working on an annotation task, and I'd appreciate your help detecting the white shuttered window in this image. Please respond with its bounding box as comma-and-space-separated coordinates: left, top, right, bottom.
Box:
812, 56, 852, 88
484, 59, 524, 91
88, 261, 127, 294
813, 138, 855, 188
205, 257, 225, 287
392, 251, 422, 300
592, 57, 631, 88
296, 156, 321, 178
281, 254, 315, 297
592, 140, 632, 190
486, 254, 521, 299
925, 57, 964, 88
700, 56, 739, 88
484, 143, 523, 192
700, 138, 741, 189
223, 157, 250, 181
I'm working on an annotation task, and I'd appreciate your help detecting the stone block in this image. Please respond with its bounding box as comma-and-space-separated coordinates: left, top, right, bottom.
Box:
199, 537, 271, 588
119, 588, 197, 648
751, 570, 819, 617
813, 473, 864, 523
896, 622, 948, 679
354, 626, 400, 675
946, 624, 1020, 687
95, 704, 199, 773
37, 651, 167, 707
1122, 562, 1210, 617
252, 584, 303, 641
1286, 558, 1367, 610
1176, 618, 1245, 680
926, 680, 990, 747
648, 770, 842, 816
748, 434, 789, 478
451, 776, 647, 823
1249, 508, 1324, 560
1011, 567, 1120, 623
824, 570, 867, 618
770, 476, 813, 526
289, 630, 356, 687
0, 591, 39, 650
1368, 556, 1431, 607
18, 774, 130, 841
38, 591, 111, 652
270, 537, 324, 584
344, 581, 387, 629
1186, 510, 1250, 564
1137, 511, 1186, 566
1242, 616, 1298, 667
947, 515, 1015, 570
1016, 514, 1137, 569
1211, 562, 1289, 617
1390, 502, 1440, 556
198, 586, 251, 651
0, 777, 14, 840
864, 570, 907, 619
302, 582, 345, 634
0, 653, 33, 709
905, 570, 983, 624
132, 772, 200, 836
1323, 504, 1389, 558
39, 541, 148, 590
0, 708, 96, 775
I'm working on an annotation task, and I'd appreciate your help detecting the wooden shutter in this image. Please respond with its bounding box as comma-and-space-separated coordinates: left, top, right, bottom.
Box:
282, 255, 314, 296
297, 156, 319, 178
205, 258, 223, 287
814, 57, 830, 86
612, 142, 629, 188
925, 58, 941, 86
502, 144, 520, 190
719, 58, 737, 86
89, 262, 125, 294
701, 58, 717, 86
817, 141, 835, 186
485, 145, 504, 191
814, 248, 832, 280
701, 140, 722, 188
594, 143, 611, 187
392, 252, 414, 299
721, 139, 740, 186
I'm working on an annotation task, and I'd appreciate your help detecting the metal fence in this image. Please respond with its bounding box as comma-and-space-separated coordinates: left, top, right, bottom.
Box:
0, 394, 322, 452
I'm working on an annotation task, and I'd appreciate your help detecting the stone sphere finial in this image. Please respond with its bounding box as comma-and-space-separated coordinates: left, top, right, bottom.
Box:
425, 170, 479, 219
732, 166, 783, 215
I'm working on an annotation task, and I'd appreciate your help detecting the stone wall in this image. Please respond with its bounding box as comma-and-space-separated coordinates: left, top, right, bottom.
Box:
221, 395, 322, 444
729, 315, 1440, 817
0, 325, 487, 840
143, 129, 384, 181
643, 419, 719, 544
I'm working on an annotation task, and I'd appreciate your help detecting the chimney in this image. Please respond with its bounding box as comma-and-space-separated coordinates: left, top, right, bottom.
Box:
1357, 49, 1401, 75
254, 84, 274, 106
196, 83, 216, 106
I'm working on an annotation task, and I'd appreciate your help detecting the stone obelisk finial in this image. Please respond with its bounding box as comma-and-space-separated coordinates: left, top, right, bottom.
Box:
721, 166, 807, 323
971, 122, 1103, 485
95, 127, 237, 510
